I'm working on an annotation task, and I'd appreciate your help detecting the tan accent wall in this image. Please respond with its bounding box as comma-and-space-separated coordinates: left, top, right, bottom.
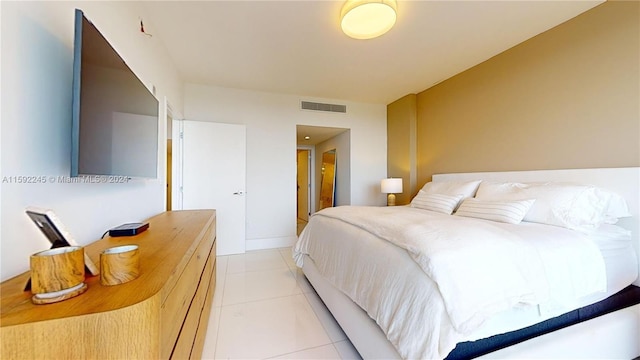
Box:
412, 1, 639, 191
387, 94, 417, 205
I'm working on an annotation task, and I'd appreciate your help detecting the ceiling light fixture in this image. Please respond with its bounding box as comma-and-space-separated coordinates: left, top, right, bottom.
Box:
340, 0, 397, 40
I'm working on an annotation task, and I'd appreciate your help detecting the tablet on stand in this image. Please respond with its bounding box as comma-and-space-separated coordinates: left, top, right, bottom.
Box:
24, 207, 100, 291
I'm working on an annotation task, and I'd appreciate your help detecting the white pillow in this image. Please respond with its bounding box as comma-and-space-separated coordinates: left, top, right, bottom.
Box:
411, 191, 463, 215
421, 180, 482, 199
600, 189, 631, 224
475, 182, 628, 232
454, 198, 535, 224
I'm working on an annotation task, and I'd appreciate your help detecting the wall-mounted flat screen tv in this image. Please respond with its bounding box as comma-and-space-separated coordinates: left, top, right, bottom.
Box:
71, 9, 159, 179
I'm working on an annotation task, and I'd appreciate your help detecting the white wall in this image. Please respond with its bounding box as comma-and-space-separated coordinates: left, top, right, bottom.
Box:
184, 84, 387, 251
0, 1, 183, 280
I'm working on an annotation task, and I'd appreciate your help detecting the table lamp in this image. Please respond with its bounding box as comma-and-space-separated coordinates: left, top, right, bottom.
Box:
381, 178, 403, 206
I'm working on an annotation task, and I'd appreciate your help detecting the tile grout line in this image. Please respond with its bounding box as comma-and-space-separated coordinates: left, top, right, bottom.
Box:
219, 288, 306, 308
211, 256, 229, 359
295, 270, 350, 356
277, 248, 302, 278
262, 342, 340, 360
220, 254, 305, 307
301, 290, 342, 342
214, 249, 342, 359
226, 266, 293, 275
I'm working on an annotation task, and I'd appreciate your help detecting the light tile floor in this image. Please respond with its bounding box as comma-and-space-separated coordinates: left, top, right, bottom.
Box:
201, 248, 362, 360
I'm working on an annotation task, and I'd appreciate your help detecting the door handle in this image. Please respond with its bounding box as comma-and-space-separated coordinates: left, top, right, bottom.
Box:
233, 191, 245, 195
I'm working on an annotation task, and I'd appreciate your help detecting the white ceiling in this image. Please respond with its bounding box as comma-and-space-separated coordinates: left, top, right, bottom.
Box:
140, 0, 603, 105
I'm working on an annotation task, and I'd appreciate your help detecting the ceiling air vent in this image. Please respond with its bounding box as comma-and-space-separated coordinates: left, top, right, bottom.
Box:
301, 101, 346, 113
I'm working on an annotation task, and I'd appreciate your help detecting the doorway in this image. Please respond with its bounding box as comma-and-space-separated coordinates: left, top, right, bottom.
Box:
296, 125, 350, 237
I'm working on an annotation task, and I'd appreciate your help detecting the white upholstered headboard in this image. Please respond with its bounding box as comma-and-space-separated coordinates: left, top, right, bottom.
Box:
433, 167, 640, 287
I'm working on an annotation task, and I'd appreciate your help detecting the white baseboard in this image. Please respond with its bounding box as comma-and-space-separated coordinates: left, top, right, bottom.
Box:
246, 236, 297, 251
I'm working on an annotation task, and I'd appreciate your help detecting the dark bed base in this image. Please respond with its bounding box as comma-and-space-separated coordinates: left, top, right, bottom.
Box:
446, 285, 640, 360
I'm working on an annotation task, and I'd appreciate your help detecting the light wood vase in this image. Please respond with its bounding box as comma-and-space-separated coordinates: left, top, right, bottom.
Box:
30, 246, 87, 305
100, 245, 140, 286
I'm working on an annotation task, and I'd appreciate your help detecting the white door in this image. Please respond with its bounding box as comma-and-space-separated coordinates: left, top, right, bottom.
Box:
179, 120, 246, 255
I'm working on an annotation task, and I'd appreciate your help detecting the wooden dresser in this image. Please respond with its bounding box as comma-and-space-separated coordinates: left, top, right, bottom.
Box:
0, 210, 216, 359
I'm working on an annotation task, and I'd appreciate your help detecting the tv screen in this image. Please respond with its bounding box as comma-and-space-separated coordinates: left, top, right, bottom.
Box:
71, 9, 159, 179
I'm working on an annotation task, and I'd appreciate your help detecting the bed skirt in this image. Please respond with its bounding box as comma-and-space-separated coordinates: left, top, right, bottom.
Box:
447, 285, 640, 359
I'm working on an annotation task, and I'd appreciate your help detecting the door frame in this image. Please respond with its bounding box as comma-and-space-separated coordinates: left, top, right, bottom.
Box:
165, 101, 174, 211
172, 119, 184, 210
297, 145, 315, 217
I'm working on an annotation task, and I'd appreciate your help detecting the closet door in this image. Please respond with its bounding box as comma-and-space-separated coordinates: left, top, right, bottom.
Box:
180, 120, 246, 255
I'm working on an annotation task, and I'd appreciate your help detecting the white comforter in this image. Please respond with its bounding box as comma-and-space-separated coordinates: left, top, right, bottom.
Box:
293, 206, 606, 359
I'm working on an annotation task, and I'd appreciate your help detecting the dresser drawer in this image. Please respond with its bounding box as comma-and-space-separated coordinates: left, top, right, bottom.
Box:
171, 250, 215, 359
160, 226, 215, 359
191, 256, 217, 359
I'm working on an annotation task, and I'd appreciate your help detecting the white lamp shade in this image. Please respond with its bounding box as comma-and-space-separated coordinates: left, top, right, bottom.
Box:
381, 178, 403, 194
340, 0, 397, 40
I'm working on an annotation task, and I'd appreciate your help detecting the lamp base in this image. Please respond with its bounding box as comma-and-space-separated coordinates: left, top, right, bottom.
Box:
387, 193, 396, 206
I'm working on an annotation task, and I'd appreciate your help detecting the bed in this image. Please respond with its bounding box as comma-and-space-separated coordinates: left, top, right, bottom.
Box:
293, 168, 640, 359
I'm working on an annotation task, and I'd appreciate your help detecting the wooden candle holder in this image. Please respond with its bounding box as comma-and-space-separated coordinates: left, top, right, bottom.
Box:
100, 245, 140, 286
30, 246, 87, 304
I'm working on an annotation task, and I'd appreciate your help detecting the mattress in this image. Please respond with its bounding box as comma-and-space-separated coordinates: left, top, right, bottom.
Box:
294, 209, 638, 359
